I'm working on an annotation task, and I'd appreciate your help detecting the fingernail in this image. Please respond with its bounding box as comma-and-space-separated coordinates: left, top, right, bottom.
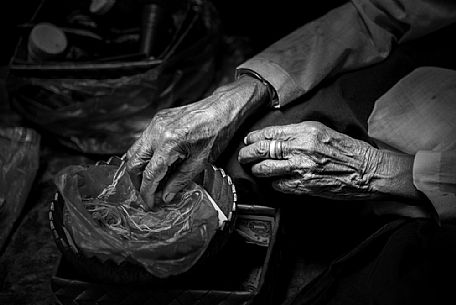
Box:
164, 192, 175, 203
243, 136, 248, 145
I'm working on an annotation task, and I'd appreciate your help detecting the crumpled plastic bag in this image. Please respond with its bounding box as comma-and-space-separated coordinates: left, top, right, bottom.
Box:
8, 0, 221, 154
54, 163, 220, 278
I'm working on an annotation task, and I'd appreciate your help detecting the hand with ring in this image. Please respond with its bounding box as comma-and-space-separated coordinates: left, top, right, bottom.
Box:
268, 139, 284, 159
238, 121, 419, 201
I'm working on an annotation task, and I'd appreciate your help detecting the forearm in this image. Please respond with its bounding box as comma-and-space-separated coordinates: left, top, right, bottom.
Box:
237, 2, 393, 107
238, 0, 456, 108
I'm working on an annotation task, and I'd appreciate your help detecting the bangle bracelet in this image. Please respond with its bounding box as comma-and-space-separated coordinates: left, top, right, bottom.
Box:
236, 68, 279, 108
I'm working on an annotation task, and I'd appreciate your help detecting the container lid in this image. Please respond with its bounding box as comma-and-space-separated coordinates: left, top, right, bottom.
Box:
28, 22, 68, 61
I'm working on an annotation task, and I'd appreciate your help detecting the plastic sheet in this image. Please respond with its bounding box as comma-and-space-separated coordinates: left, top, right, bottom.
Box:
54, 163, 220, 278
0, 127, 40, 251
8, 0, 221, 154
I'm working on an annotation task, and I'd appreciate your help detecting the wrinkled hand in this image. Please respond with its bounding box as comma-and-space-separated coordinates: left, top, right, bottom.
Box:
126, 76, 269, 209
239, 121, 416, 200
126, 103, 218, 208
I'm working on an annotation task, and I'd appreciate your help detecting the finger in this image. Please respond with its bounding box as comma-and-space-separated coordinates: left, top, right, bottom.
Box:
162, 157, 206, 203
244, 126, 289, 144
125, 138, 147, 189
126, 137, 151, 178
238, 140, 272, 164
271, 177, 305, 195
126, 135, 144, 160
140, 150, 181, 209
251, 159, 294, 177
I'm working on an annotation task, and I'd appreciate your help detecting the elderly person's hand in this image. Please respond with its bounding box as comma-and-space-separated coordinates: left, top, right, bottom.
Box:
126, 76, 269, 209
239, 121, 421, 201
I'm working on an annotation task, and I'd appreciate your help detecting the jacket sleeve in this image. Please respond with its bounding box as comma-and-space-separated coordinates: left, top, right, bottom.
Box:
236, 0, 456, 108
368, 67, 456, 223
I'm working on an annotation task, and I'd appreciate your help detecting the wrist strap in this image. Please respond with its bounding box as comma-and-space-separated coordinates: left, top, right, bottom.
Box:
236, 68, 279, 108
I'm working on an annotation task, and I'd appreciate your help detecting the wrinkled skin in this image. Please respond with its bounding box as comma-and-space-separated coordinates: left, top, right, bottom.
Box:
239, 121, 419, 201
127, 74, 419, 208
126, 76, 268, 208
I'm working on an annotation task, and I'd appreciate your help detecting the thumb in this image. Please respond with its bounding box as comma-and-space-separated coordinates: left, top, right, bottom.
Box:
140, 149, 181, 209
162, 157, 206, 203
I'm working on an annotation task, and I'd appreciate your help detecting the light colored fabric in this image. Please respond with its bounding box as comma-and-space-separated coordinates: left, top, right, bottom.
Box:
237, 0, 456, 108
368, 67, 456, 221
368, 67, 456, 154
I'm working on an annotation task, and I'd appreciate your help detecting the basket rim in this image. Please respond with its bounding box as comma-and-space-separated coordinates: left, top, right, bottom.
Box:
48, 164, 237, 280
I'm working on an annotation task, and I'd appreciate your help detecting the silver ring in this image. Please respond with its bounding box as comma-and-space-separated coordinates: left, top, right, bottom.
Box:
269, 140, 277, 159
269, 140, 284, 159
276, 140, 283, 159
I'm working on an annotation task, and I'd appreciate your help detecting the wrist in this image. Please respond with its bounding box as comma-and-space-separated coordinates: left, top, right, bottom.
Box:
369, 149, 422, 201
235, 68, 278, 107
198, 75, 270, 161
211, 74, 270, 122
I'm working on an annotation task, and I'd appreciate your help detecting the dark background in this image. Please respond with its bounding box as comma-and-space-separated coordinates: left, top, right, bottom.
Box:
0, 0, 346, 65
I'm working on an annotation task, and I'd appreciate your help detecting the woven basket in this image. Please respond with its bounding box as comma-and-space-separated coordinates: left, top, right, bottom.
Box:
49, 159, 237, 284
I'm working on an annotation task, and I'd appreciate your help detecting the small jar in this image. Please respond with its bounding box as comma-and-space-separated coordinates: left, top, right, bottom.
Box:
27, 22, 68, 63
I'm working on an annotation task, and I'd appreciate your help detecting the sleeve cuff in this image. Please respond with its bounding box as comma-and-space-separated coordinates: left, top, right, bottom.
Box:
235, 68, 279, 108
413, 151, 456, 222
236, 58, 303, 108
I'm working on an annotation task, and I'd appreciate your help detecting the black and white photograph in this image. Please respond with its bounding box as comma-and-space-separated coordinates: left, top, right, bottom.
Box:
1, 0, 455, 304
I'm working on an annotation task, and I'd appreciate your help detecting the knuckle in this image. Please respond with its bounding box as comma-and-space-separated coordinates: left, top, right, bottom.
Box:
305, 137, 318, 152
307, 121, 323, 128
277, 129, 287, 139
264, 127, 276, 139
143, 157, 166, 181
142, 166, 156, 181
163, 130, 180, 144
307, 125, 319, 136
258, 141, 269, 154
126, 159, 138, 172
259, 162, 272, 174
152, 111, 172, 129
306, 122, 325, 136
